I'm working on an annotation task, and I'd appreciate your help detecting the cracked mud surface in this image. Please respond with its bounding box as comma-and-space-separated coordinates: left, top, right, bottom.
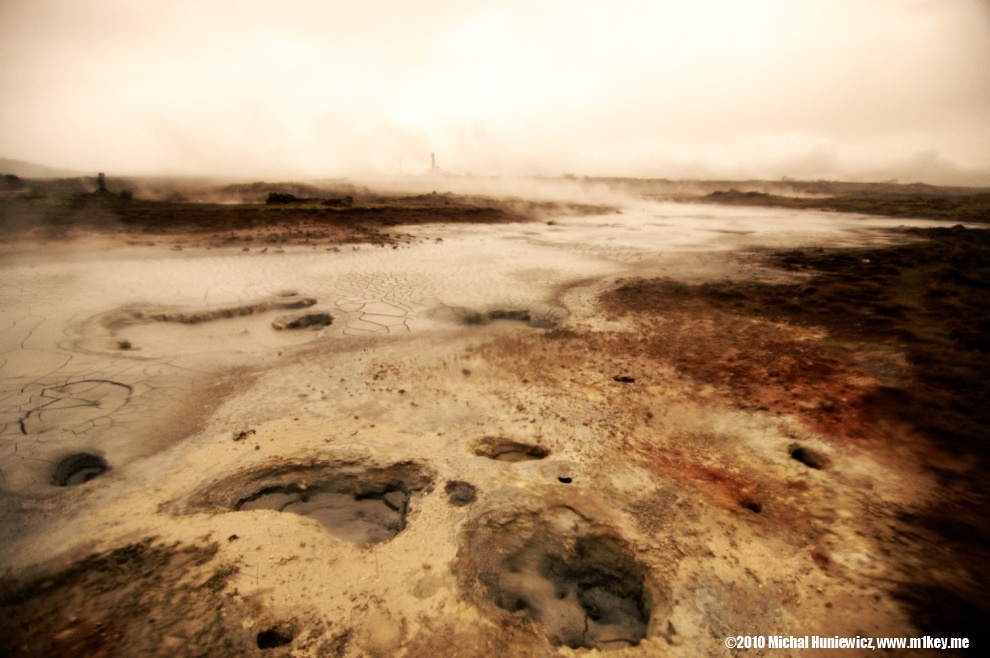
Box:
1, 189, 987, 656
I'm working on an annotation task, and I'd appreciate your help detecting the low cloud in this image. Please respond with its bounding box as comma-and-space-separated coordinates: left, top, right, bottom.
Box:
1, 0, 988, 185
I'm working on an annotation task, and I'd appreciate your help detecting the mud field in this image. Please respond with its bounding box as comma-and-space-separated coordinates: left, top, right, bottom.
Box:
1, 185, 987, 657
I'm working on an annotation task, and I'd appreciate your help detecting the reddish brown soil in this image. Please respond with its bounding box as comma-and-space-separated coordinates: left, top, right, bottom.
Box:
598, 225, 990, 645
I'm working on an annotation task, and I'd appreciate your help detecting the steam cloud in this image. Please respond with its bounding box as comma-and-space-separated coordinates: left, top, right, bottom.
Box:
1, 0, 988, 185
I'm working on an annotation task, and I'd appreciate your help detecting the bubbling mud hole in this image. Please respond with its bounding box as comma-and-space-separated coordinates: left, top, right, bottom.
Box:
256, 625, 295, 650
183, 460, 433, 545
51, 452, 108, 486
461, 506, 652, 651
442, 305, 567, 330
474, 437, 550, 462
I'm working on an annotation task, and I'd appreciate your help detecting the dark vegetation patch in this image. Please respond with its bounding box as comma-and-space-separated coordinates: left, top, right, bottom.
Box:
462, 507, 652, 650
51, 453, 108, 486
0, 538, 257, 658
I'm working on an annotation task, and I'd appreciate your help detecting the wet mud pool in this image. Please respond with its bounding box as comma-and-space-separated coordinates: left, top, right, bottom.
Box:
1, 197, 987, 656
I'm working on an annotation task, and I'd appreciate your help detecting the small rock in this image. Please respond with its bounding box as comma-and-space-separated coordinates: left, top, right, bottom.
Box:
444, 480, 477, 506
382, 490, 408, 511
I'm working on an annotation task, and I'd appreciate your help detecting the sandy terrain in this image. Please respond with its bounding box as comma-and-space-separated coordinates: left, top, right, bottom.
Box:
0, 182, 987, 656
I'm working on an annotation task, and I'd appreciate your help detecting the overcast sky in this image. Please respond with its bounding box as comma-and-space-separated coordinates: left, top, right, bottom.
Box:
1, 0, 988, 184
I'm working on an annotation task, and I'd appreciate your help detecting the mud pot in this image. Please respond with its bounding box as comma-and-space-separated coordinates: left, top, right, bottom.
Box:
461, 505, 652, 650
1, 188, 987, 656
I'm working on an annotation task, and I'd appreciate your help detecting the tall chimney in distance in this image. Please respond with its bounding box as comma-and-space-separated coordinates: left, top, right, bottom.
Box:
431, 153, 437, 172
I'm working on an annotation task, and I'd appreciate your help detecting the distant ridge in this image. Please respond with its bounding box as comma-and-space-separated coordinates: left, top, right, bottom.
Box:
0, 157, 86, 179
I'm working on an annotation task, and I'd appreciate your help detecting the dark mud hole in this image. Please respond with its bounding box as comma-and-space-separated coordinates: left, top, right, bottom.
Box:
462, 506, 651, 650
789, 443, 830, 470
188, 460, 433, 545
52, 453, 108, 486
237, 486, 409, 545
474, 437, 550, 463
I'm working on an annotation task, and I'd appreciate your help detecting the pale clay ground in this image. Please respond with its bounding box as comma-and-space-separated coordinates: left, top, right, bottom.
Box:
0, 201, 965, 656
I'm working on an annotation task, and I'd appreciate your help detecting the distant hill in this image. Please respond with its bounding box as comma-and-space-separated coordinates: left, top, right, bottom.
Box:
0, 157, 86, 179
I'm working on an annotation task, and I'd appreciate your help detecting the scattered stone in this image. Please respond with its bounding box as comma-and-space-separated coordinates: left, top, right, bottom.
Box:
613, 375, 635, 383
233, 429, 256, 442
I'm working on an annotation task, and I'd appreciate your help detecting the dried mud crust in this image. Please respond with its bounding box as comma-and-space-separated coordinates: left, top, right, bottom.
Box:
598, 225, 990, 643
0, 538, 269, 658
458, 506, 653, 651
179, 459, 434, 545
